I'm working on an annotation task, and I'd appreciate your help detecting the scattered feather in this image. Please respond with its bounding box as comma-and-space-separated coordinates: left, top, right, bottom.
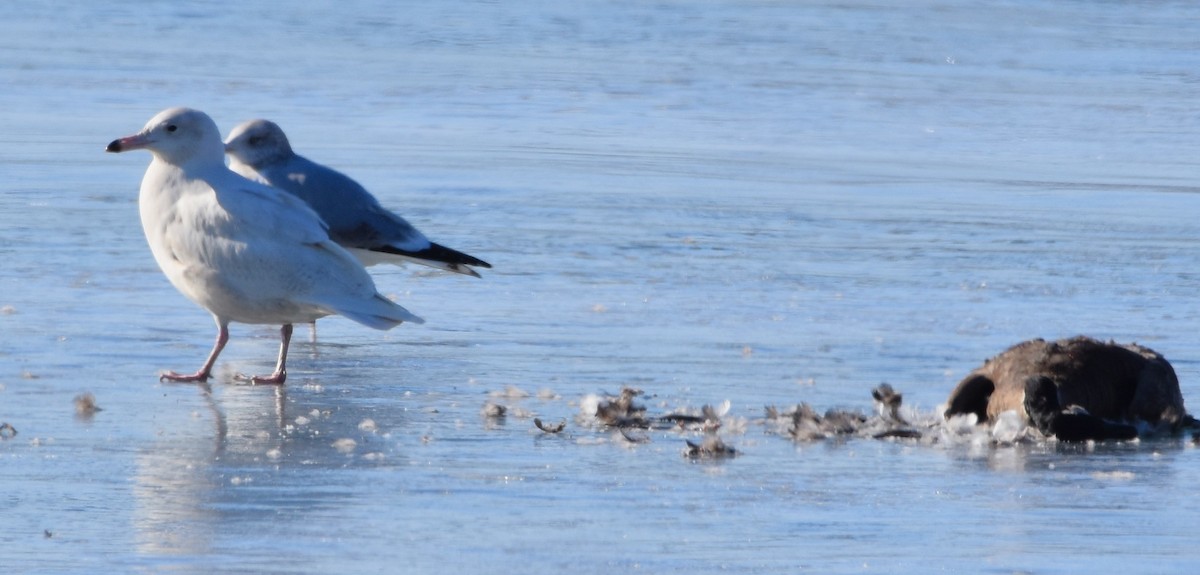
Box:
534, 418, 566, 434
481, 402, 507, 418
74, 392, 102, 417
684, 435, 737, 460
490, 385, 530, 400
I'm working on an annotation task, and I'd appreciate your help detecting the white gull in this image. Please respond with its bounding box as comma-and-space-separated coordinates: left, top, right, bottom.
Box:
224, 119, 491, 277
106, 107, 422, 384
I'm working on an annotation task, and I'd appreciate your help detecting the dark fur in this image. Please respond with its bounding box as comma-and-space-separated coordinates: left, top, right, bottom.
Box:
1023, 376, 1137, 442
945, 336, 1188, 440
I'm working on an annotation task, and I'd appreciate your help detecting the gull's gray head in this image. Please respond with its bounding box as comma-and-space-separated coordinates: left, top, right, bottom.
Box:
106, 107, 224, 168
223, 119, 293, 169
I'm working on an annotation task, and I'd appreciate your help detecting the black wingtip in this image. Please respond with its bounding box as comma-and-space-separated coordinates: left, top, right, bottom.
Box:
372, 242, 492, 272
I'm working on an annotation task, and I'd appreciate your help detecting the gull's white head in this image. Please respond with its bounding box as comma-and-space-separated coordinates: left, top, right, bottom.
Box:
223, 119, 293, 170
106, 107, 225, 168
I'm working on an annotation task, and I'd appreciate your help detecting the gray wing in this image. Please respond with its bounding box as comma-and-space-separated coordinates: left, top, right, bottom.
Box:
261, 154, 491, 273
260, 154, 432, 252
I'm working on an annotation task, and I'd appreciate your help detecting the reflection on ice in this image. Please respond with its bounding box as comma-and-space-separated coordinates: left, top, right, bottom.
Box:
133, 386, 224, 559
132, 381, 404, 567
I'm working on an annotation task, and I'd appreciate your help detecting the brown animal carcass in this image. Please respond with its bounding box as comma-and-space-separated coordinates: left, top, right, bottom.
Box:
944, 336, 1189, 440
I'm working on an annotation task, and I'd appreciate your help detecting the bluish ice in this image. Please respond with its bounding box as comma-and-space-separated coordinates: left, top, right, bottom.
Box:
3, 1, 1200, 573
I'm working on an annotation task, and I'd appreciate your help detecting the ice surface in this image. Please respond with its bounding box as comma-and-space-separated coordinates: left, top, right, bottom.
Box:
3, 1, 1200, 573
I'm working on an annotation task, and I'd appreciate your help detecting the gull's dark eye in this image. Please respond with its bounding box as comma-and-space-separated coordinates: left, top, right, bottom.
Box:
166, 124, 178, 133
248, 136, 263, 146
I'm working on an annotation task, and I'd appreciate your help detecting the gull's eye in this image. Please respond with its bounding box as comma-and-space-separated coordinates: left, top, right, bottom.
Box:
166, 124, 178, 133
248, 135, 263, 146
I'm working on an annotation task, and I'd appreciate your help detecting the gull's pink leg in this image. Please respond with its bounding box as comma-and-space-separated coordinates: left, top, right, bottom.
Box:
248, 324, 292, 385
161, 322, 229, 383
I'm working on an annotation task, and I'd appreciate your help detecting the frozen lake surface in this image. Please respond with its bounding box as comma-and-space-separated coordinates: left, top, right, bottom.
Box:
4, 1, 1200, 573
